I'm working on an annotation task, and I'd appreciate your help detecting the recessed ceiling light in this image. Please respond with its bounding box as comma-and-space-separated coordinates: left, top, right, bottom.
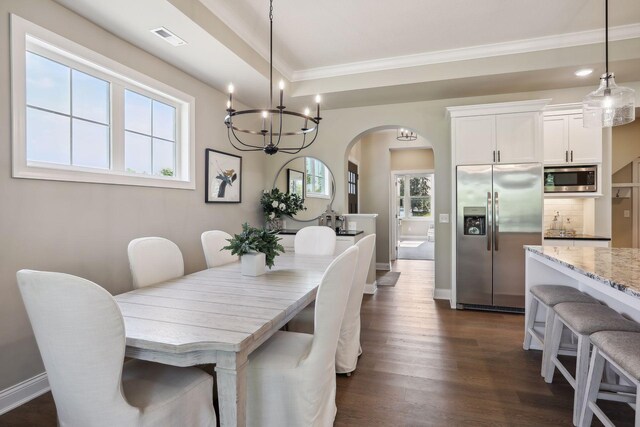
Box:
150, 27, 187, 46
575, 68, 594, 77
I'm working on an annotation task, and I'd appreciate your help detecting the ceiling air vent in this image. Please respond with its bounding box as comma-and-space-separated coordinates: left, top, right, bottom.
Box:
150, 27, 187, 46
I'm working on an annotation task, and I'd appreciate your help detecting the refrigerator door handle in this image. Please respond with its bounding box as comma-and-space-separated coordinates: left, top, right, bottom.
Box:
494, 191, 499, 251
487, 191, 492, 251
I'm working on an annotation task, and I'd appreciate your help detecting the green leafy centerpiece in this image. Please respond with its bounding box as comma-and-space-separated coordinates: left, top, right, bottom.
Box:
260, 188, 306, 231
223, 223, 285, 276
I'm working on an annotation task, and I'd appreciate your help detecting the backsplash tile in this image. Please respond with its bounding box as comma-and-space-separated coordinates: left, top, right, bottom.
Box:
544, 198, 585, 234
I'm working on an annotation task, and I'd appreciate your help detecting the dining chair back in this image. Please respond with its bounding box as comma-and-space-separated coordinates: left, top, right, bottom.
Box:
335, 234, 376, 374
294, 226, 336, 255
246, 245, 359, 427
128, 237, 184, 288
201, 230, 237, 268
17, 269, 216, 427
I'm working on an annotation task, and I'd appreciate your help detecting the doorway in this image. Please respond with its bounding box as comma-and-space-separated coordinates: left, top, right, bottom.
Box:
348, 161, 359, 213
392, 172, 435, 260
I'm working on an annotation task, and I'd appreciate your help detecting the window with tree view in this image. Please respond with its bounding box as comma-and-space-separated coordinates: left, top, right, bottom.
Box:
305, 158, 330, 198
397, 174, 433, 218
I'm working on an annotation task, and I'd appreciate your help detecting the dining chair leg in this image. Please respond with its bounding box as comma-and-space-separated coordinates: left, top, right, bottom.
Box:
524, 297, 538, 350
579, 348, 605, 427
636, 389, 640, 427
573, 334, 591, 426
544, 315, 564, 383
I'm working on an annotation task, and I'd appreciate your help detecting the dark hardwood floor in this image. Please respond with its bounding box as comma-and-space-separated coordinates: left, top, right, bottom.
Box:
0, 260, 633, 426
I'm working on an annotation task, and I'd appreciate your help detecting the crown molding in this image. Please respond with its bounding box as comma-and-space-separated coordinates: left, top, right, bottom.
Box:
447, 99, 551, 117
291, 23, 640, 82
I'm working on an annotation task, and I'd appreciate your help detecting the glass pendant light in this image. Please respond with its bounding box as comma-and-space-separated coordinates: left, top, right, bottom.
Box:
582, 0, 635, 128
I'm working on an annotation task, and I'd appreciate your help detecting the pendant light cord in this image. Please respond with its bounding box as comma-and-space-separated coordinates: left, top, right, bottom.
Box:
605, 0, 609, 87
269, 0, 273, 108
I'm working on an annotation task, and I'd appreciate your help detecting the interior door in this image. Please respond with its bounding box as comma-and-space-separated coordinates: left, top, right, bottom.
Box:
492, 163, 542, 308
348, 161, 358, 213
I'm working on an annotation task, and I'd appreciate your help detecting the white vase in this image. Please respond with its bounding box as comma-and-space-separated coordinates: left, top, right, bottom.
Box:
241, 252, 266, 276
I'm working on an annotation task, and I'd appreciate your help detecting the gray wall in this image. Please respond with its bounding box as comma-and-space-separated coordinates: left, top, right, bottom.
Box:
0, 0, 265, 391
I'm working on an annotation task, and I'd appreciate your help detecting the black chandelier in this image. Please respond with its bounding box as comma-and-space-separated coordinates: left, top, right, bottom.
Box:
224, 0, 322, 155
396, 128, 417, 141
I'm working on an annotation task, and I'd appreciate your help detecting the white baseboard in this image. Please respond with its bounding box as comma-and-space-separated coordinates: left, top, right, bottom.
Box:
364, 280, 377, 295
375, 262, 391, 271
432, 288, 451, 301
0, 372, 49, 416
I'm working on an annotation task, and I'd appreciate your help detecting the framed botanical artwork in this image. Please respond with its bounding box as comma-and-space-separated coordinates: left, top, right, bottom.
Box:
287, 168, 304, 199
205, 149, 242, 203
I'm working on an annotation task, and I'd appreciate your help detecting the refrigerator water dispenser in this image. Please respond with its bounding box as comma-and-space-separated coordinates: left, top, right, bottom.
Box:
463, 207, 486, 235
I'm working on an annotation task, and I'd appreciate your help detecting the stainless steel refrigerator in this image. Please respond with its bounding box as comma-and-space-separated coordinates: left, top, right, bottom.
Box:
456, 164, 542, 311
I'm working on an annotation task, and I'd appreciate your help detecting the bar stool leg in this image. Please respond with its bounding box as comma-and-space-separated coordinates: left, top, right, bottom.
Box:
573, 335, 591, 426
524, 297, 539, 350
541, 305, 555, 376
579, 348, 605, 427
544, 315, 564, 383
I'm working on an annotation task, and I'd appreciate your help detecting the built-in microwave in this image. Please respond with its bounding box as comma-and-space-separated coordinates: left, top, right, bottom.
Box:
543, 165, 597, 193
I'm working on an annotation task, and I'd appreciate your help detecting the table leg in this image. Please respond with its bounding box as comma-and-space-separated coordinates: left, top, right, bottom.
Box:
215, 351, 248, 427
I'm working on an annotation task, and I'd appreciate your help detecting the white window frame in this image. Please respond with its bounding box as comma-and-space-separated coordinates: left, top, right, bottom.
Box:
10, 14, 196, 189
305, 158, 331, 199
396, 172, 434, 220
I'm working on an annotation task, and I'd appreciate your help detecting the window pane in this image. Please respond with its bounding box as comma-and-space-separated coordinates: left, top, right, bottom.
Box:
399, 198, 405, 218
152, 100, 175, 141
125, 131, 151, 174
410, 197, 431, 217
409, 177, 430, 196
305, 158, 312, 175
72, 70, 109, 124
152, 138, 175, 176
26, 107, 70, 165
125, 90, 151, 134
26, 52, 70, 114
398, 178, 405, 197
72, 119, 109, 169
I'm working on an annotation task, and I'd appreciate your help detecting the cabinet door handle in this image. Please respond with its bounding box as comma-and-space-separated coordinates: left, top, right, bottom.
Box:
571, 150, 573, 162
493, 150, 496, 163
565, 151, 569, 162
497, 150, 501, 162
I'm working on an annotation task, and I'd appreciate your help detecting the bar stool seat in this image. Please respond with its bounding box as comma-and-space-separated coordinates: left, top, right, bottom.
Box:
531, 285, 598, 306
524, 285, 599, 377
554, 303, 640, 335
580, 331, 640, 426
546, 302, 640, 425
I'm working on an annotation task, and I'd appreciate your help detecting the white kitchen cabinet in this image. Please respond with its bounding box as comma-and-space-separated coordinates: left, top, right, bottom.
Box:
454, 115, 496, 165
543, 112, 602, 165
449, 100, 549, 166
496, 112, 541, 164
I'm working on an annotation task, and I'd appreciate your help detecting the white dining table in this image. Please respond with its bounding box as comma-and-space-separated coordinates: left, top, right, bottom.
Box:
114, 252, 335, 427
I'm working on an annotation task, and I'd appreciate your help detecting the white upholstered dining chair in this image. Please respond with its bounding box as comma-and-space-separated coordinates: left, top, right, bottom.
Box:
294, 226, 336, 255
288, 234, 376, 374
246, 245, 359, 427
201, 230, 238, 268
17, 269, 216, 427
127, 237, 184, 288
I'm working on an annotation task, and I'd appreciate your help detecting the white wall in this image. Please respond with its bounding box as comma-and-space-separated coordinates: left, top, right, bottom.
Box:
0, 0, 265, 392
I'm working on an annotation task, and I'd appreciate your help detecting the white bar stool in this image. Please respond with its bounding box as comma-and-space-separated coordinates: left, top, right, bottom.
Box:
545, 303, 640, 425
580, 330, 640, 427
524, 285, 598, 375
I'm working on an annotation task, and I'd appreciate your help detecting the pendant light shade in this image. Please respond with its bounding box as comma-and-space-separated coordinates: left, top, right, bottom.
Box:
581, 0, 635, 128
583, 73, 635, 128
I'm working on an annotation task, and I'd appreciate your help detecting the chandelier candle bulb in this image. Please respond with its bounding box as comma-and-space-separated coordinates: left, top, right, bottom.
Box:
279, 80, 284, 107
303, 107, 310, 129
262, 111, 268, 131
315, 95, 321, 118
228, 84, 234, 109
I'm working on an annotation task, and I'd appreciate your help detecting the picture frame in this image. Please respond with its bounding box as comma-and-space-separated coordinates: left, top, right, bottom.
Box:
287, 168, 305, 199
205, 149, 242, 203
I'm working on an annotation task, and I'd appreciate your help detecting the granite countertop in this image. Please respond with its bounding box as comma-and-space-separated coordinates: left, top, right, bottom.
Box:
525, 245, 640, 298
277, 229, 364, 236
543, 233, 611, 241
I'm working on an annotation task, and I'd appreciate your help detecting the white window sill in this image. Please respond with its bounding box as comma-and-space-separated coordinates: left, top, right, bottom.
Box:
14, 163, 195, 190
306, 193, 331, 200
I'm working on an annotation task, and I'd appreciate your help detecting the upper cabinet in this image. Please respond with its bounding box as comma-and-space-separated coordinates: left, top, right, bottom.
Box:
543, 109, 602, 165
449, 100, 549, 166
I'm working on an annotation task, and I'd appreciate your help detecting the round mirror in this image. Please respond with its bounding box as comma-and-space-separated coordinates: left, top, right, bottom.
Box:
273, 156, 335, 221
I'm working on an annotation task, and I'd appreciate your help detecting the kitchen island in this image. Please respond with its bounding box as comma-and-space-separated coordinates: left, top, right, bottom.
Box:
524, 246, 640, 350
